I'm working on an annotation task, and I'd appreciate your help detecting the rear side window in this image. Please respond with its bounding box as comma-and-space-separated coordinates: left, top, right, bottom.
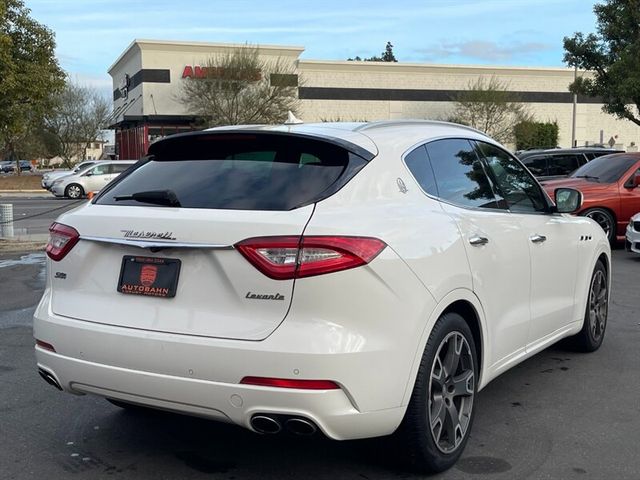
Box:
89, 164, 110, 175
110, 163, 132, 174
404, 145, 438, 196
547, 154, 582, 176
521, 155, 548, 176
424, 139, 503, 209
96, 134, 367, 211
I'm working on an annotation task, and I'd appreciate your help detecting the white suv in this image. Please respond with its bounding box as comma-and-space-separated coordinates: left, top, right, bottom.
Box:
34, 121, 610, 473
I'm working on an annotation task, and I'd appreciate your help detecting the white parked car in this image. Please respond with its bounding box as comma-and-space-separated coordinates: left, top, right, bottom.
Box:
49, 160, 136, 198
34, 121, 611, 473
41, 161, 100, 190
626, 213, 640, 254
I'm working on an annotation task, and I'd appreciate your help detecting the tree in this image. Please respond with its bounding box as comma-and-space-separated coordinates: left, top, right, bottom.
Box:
178, 46, 299, 127
449, 77, 532, 144
563, 0, 640, 126
44, 83, 111, 168
348, 41, 398, 62
0, 0, 65, 171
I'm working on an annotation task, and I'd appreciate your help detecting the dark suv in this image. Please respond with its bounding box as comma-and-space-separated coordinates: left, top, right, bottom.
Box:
516, 147, 624, 181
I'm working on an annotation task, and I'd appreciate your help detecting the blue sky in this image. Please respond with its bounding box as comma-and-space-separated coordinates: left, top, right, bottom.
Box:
27, 0, 598, 96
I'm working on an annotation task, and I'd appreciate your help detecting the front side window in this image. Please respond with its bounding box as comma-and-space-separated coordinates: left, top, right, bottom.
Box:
476, 142, 547, 213
424, 139, 503, 209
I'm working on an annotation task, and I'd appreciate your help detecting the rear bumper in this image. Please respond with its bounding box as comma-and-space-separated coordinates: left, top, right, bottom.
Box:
33, 290, 412, 440
36, 348, 404, 440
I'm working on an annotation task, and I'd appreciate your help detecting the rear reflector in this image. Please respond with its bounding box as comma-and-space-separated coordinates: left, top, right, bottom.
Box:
46, 222, 80, 261
240, 376, 340, 390
235, 236, 386, 280
35, 339, 56, 352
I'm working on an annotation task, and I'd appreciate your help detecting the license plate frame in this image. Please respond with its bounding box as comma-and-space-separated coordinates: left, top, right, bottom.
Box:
117, 256, 181, 298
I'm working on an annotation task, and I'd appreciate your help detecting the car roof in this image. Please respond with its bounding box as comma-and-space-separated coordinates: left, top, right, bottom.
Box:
518, 147, 624, 158
157, 120, 497, 159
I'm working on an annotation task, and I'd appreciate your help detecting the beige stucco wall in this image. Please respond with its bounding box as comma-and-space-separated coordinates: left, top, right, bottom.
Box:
108, 40, 640, 150
108, 43, 144, 122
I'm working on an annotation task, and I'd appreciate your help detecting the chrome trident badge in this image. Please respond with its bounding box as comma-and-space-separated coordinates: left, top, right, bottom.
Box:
397, 178, 408, 194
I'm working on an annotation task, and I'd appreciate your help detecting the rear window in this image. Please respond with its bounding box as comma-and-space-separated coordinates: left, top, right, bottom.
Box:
96, 133, 368, 210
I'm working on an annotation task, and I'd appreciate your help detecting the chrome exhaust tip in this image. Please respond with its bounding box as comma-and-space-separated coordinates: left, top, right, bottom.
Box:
250, 415, 282, 434
38, 368, 62, 391
285, 417, 317, 436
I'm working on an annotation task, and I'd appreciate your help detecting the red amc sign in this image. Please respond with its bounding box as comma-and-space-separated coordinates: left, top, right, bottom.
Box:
181, 65, 207, 79
181, 65, 261, 81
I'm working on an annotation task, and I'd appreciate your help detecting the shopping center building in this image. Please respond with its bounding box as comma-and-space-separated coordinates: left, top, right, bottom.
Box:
108, 39, 640, 159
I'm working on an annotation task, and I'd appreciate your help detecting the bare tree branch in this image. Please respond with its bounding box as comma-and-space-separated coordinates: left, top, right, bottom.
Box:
448, 77, 532, 144
44, 83, 111, 168
177, 46, 300, 127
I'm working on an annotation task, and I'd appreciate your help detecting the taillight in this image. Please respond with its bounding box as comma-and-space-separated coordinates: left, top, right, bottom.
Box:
235, 236, 386, 280
46, 222, 80, 261
240, 376, 340, 390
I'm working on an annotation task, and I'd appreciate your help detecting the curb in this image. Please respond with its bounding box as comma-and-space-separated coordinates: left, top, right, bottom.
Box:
0, 190, 47, 193
0, 239, 47, 254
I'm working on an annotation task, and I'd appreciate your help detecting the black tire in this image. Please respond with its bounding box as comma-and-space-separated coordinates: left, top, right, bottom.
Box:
581, 208, 616, 243
64, 183, 84, 199
569, 260, 608, 352
395, 312, 478, 473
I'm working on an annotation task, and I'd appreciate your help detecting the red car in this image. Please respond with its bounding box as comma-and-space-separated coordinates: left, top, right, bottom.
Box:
542, 153, 640, 242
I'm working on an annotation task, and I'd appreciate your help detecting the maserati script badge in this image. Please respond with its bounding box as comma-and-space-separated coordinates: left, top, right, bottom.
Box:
121, 230, 176, 240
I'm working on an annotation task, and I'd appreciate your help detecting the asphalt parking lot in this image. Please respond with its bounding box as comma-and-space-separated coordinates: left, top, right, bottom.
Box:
0, 248, 638, 480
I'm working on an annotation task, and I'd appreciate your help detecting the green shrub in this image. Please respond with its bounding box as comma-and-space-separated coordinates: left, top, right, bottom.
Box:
514, 121, 559, 150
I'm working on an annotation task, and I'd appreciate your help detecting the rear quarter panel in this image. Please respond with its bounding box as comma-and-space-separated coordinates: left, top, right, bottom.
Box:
301, 145, 476, 409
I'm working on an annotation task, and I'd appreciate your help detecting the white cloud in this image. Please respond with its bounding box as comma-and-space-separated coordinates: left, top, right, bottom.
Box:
418, 40, 553, 62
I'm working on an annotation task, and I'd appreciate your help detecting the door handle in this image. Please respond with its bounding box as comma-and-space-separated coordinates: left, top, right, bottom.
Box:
530, 234, 547, 243
469, 236, 489, 246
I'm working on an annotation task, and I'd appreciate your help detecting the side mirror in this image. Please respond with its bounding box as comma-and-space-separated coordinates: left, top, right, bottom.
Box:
554, 188, 583, 213
84, 171, 93, 176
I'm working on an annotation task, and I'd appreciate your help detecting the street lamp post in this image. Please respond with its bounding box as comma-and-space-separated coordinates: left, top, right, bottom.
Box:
571, 65, 578, 148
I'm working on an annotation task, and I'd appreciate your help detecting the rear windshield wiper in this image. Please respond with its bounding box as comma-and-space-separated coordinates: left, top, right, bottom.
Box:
574, 175, 600, 181
114, 189, 181, 207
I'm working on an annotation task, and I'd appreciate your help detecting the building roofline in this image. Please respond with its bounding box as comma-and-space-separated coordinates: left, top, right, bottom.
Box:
108, 39, 305, 73
298, 59, 578, 74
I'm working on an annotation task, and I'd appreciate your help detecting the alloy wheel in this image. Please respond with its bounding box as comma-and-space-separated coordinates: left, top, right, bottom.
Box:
588, 269, 608, 342
428, 331, 475, 454
66, 185, 82, 199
